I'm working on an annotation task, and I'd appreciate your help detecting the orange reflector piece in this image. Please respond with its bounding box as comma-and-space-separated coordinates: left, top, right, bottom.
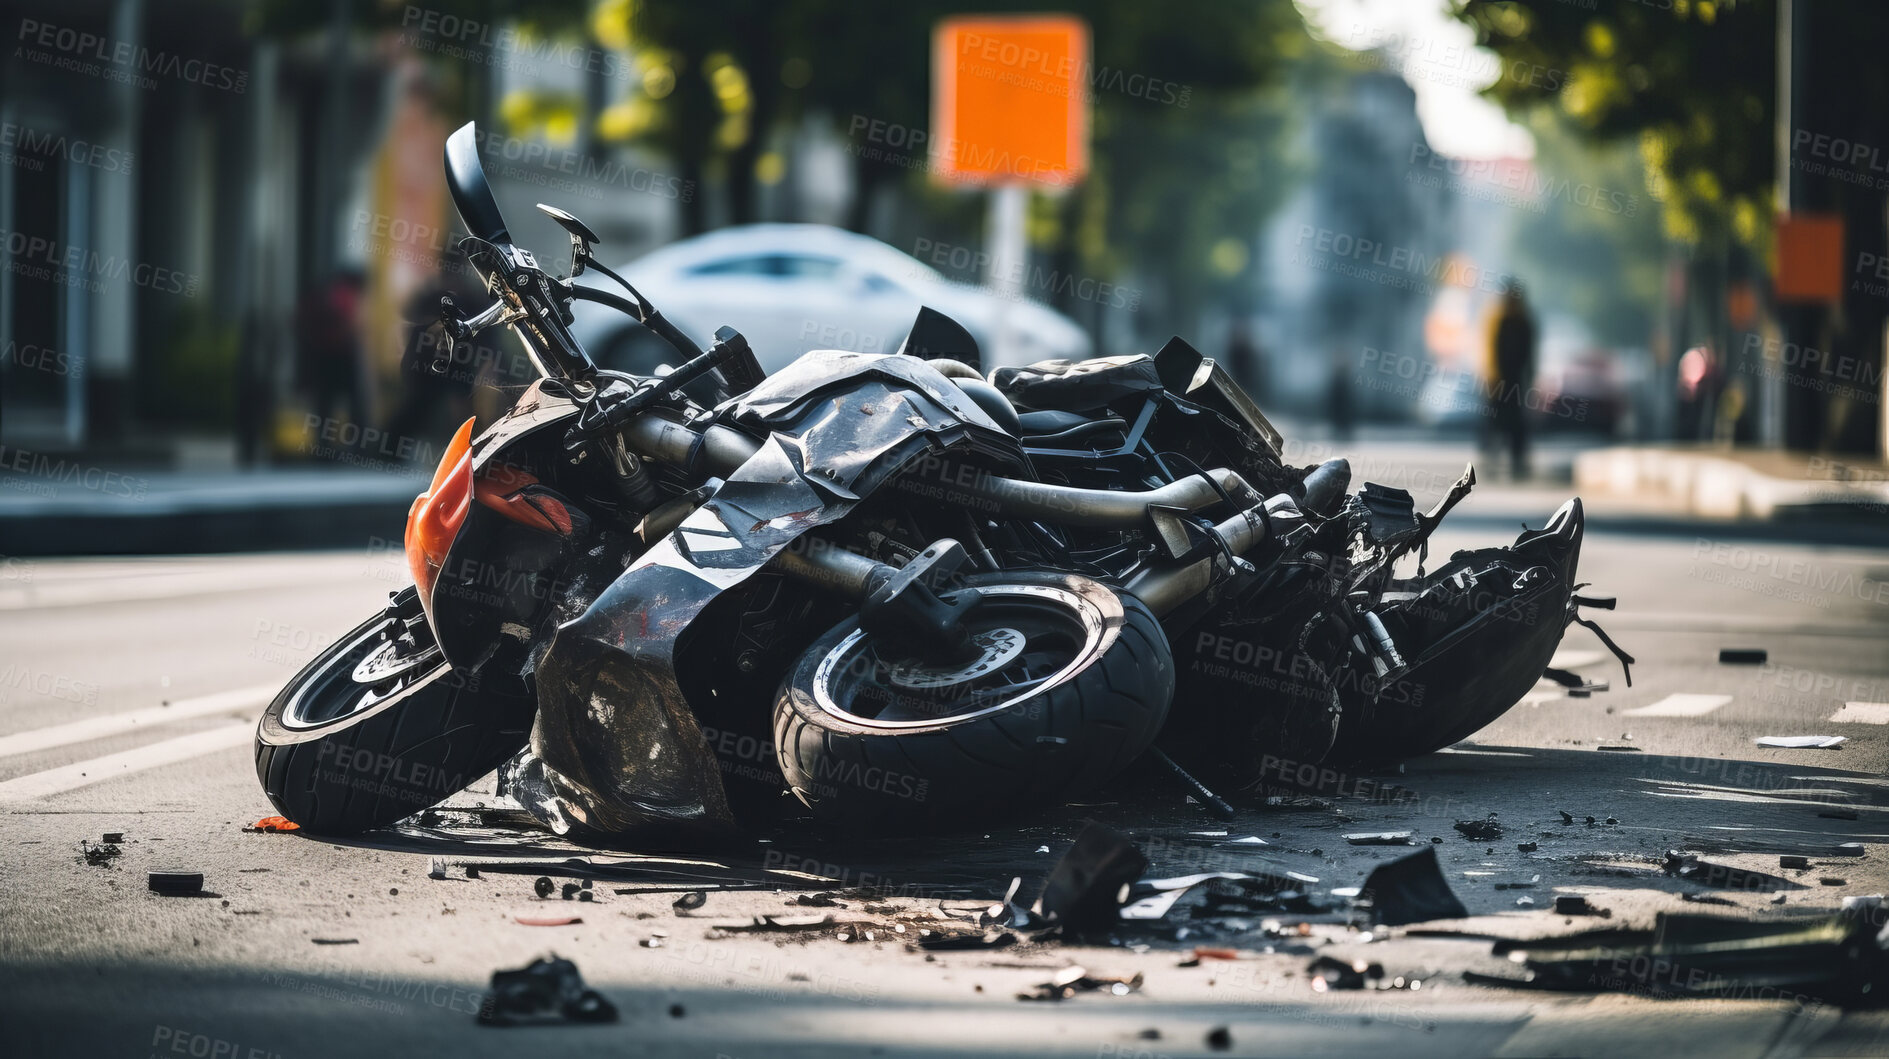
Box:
406, 418, 477, 606
247, 815, 300, 832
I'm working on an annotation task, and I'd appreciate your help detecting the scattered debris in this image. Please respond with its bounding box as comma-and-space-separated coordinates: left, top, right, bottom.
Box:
1517, 842, 1539, 853
1515, 896, 1536, 907
1149, 747, 1237, 820
1820, 809, 1861, 820
1781, 855, 1811, 869
1494, 876, 1541, 891
478, 955, 616, 1026
1756, 735, 1846, 749
710, 915, 835, 934
1544, 667, 1611, 695
1595, 745, 1642, 752
1308, 955, 1382, 991
1345, 831, 1416, 846
1206, 1026, 1233, 1051
1823, 878, 1849, 886
101, 832, 124, 844
1475, 911, 1889, 1005
1719, 648, 1768, 665
244, 816, 299, 833
919, 929, 1016, 951
1834, 843, 1867, 858
795, 892, 845, 907
1359, 847, 1467, 926
1018, 965, 1144, 1001
674, 890, 708, 912
1033, 823, 1147, 933
1662, 851, 1801, 893
147, 870, 203, 896
1454, 815, 1503, 841
1264, 796, 1333, 811
533, 877, 555, 899
1553, 895, 1608, 917
79, 839, 122, 868
1190, 874, 1328, 918
1189, 946, 1253, 961
311, 938, 358, 945
1558, 810, 1575, 825
985, 877, 1038, 930
513, 914, 583, 927
427, 858, 448, 881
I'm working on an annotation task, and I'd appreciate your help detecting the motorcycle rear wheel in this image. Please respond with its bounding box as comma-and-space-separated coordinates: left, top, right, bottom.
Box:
772, 572, 1172, 828
254, 589, 535, 834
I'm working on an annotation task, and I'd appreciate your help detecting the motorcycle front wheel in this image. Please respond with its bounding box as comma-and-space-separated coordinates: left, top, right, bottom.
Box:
254, 588, 535, 834
772, 572, 1172, 828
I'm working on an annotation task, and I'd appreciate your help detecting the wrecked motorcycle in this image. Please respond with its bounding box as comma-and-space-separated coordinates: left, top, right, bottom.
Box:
256, 121, 1624, 840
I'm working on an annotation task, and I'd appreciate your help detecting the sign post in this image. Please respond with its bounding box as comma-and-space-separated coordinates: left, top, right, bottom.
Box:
932, 15, 1091, 359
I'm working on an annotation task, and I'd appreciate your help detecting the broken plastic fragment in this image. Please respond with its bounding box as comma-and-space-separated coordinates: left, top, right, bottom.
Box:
1033, 823, 1147, 933
1755, 735, 1846, 749
1663, 851, 1801, 892
1454, 816, 1502, 841
477, 955, 616, 1026
1358, 847, 1468, 926
147, 870, 203, 896
513, 913, 583, 927
1345, 831, 1416, 846
245, 816, 299, 833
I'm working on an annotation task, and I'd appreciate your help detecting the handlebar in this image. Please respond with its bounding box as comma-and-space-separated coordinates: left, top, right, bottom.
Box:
567, 282, 703, 365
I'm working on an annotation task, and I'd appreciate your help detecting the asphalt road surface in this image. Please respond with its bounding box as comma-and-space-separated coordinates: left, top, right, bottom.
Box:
5, 509, 1889, 1057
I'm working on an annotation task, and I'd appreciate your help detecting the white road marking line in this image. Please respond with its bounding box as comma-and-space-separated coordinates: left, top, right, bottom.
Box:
1548, 649, 1605, 670
0, 571, 336, 611
0, 684, 275, 758
1830, 702, 1889, 725
1622, 693, 1733, 718
0, 721, 252, 801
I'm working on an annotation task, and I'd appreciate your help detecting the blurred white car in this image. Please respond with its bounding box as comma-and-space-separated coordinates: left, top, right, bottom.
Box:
567, 223, 1091, 375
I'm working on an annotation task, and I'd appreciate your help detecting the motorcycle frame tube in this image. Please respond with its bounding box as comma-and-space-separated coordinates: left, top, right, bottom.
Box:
769, 540, 890, 600
950, 467, 1258, 527
621, 412, 762, 478
1126, 502, 1277, 616
624, 409, 1264, 530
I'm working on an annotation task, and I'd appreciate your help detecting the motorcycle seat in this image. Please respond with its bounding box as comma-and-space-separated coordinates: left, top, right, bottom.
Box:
1015, 409, 1090, 436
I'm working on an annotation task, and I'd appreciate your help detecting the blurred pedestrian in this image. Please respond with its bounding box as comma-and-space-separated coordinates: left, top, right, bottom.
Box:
1223, 317, 1269, 407
1484, 283, 1536, 478
1675, 343, 1721, 442
296, 269, 371, 446
384, 248, 503, 450
1327, 346, 1354, 441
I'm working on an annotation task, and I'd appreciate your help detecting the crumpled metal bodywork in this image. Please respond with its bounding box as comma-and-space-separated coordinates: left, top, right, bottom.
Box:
511, 352, 1023, 842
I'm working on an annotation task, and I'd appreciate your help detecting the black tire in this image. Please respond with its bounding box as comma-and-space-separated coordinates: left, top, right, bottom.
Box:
773, 572, 1172, 828
254, 592, 536, 835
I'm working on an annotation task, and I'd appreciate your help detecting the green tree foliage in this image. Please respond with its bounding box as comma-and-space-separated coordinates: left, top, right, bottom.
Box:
1454, 0, 1775, 246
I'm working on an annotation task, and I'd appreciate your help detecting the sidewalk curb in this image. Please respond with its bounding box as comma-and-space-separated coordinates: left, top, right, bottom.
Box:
1575, 447, 1889, 522
0, 500, 409, 556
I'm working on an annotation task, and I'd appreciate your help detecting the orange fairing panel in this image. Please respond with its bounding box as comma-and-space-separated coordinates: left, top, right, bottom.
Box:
406, 418, 476, 610
474, 463, 574, 535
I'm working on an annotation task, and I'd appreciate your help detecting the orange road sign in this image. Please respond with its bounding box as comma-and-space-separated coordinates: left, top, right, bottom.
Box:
1774, 212, 1844, 304
931, 15, 1090, 188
